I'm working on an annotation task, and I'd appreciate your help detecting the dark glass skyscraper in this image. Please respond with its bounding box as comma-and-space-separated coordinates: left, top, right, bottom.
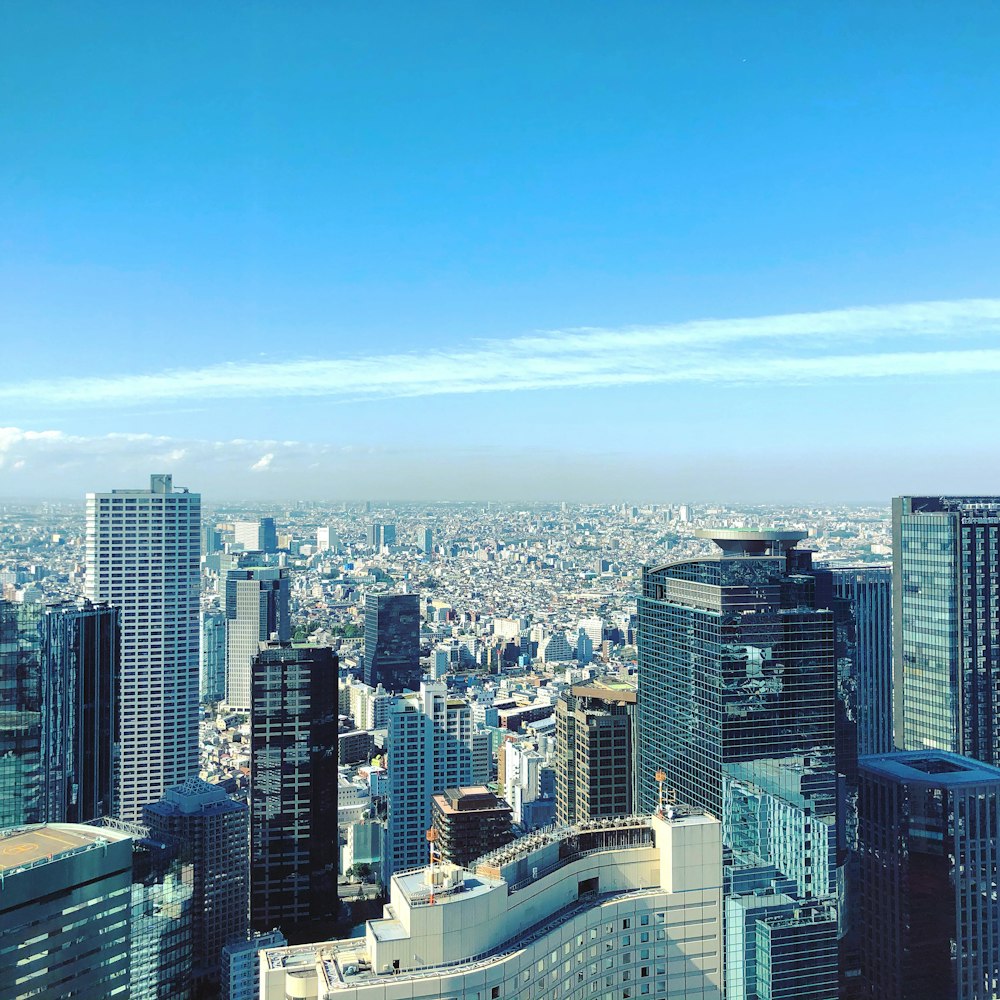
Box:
364, 591, 421, 692
0, 599, 118, 826
637, 529, 836, 820
250, 640, 338, 943
893, 496, 1000, 763
637, 529, 839, 1000
858, 750, 1000, 1000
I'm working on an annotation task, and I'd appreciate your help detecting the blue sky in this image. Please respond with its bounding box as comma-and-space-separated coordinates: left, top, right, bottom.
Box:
2, 3, 1000, 501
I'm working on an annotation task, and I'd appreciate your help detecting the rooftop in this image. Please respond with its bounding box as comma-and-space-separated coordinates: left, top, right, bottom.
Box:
859, 750, 1000, 786
695, 527, 808, 555
0, 823, 130, 875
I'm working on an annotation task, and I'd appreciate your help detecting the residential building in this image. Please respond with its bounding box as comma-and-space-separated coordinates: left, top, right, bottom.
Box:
144, 776, 250, 986
416, 524, 433, 554
430, 785, 513, 867
0, 598, 118, 826
224, 566, 291, 711
893, 495, 1000, 761
260, 810, 724, 1000
85, 473, 201, 821
858, 750, 1000, 1000
384, 681, 472, 880
363, 591, 421, 692
250, 640, 339, 942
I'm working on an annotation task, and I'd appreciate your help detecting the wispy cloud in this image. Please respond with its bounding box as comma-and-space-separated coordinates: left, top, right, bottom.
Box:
4, 298, 1000, 409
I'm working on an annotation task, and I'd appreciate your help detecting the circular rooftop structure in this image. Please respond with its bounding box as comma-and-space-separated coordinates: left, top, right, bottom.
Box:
695, 527, 808, 555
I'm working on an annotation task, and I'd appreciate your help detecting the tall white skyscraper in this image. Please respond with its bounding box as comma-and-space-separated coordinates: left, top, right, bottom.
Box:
85, 473, 201, 821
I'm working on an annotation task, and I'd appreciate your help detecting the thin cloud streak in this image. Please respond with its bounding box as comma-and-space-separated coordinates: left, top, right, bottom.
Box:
4, 298, 1000, 409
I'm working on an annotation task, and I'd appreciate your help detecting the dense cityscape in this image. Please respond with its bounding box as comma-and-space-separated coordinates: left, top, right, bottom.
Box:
5, 484, 1000, 998
4, 4, 997, 999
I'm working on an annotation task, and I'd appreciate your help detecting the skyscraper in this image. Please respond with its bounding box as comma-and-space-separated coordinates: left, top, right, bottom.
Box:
858, 750, 1000, 1000
368, 522, 396, 550
0, 599, 118, 826
637, 528, 839, 1000
363, 591, 421, 692
144, 777, 250, 988
250, 640, 339, 942
199, 608, 226, 703
86, 473, 201, 821
637, 529, 836, 819
234, 517, 278, 553
0, 823, 133, 999
893, 495, 1000, 762
224, 566, 290, 711
384, 681, 473, 880
828, 566, 894, 760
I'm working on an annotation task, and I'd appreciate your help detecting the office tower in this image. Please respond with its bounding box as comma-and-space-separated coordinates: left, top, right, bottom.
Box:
858, 750, 1000, 1000
201, 523, 221, 556
315, 526, 338, 553
555, 680, 636, 825
416, 524, 433, 554
0, 823, 134, 999
637, 529, 838, 1000
384, 681, 472, 880
893, 495, 1000, 761
829, 566, 893, 760
0, 598, 118, 826
368, 522, 396, 549
221, 929, 287, 1000
234, 517, 278, 553
538, 628, 573, 663
224, 566, 291, 711
86, 473, 201, 821
430, 786, 513, 867
363, 591, 421, 692
577, 615, 605, 647
261, 810, 724, 999
200, 608, 226, 703
637, 529, 836, 818
250, 640, 339, 941
144, 777, 250, 987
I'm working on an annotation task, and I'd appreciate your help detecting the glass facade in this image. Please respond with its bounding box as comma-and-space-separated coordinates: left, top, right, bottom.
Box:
858, 750, 1000, 1000
130, 834, 195, 1000
364, 592, 421, 692
637, 531, 839, 1000
0, 599, 118, 827
250, 641, 339, 942
893, 496, 1000, 763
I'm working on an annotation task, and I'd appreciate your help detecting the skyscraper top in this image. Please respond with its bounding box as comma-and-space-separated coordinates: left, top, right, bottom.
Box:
694, 527, 808, 555
88, 473, 194, 497
895, 495, 1000, 514
859, 749, 1000, 787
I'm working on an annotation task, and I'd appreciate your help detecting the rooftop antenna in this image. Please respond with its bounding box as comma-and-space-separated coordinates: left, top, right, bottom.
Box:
655, 769, 667, 816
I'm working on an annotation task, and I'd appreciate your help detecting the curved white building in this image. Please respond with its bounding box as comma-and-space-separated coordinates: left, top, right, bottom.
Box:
261, 809, 723, 999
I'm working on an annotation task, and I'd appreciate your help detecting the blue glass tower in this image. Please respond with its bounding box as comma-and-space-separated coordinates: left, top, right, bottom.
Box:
893, 496, 1000, 762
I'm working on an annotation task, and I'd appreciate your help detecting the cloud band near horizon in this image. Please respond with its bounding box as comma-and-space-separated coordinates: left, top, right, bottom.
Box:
5, 297, 1000, 409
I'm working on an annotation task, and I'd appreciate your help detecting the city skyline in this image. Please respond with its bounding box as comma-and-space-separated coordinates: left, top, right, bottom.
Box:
3, 4, 1000, 500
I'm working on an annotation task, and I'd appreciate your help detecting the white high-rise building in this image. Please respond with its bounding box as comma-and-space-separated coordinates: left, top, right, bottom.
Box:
86, 473, 201, 821
385, 682, 472, 881
315, 526, 338, 553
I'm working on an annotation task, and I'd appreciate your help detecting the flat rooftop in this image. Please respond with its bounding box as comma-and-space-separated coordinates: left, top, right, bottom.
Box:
859, 750, 1000, 786
0, 824, 129, 874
